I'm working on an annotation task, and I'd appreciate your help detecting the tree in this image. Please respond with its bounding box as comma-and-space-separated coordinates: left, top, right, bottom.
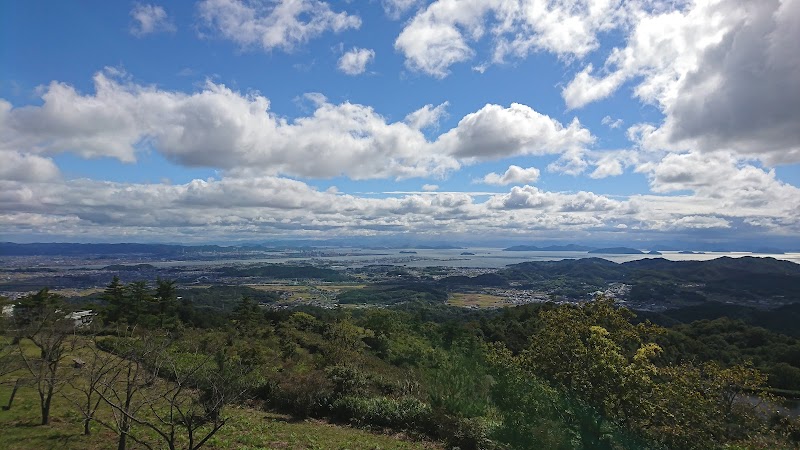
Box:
95, 329, 167, 450
65, 336, 121, 435
102, 275, 130, 322
96, 333, 250, 450
487, 344, 578, 450
516, 298, 773, 450
0, 296, 19, 378
651, 361, 770, 449
154, 278, 178, 329
232, 295, 261, 333
126, 281, 151, 325
14, 288, 76, 425
523, 304, 662, 449
103, 275, 126, 323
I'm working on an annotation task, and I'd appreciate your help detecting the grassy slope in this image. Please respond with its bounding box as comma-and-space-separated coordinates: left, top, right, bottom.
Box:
0, 345, 439, 450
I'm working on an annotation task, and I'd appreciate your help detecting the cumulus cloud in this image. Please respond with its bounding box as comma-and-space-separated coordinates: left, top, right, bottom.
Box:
197, 0, 360, 52
0, 167, 797, 241
485, 185, 622, 212
635, 151, 800, 219
435, 103, 593, 160
130, 3, 176, 37
481, 165, 540, 185
588, 150, 638, 179
563, 0, 800, 164
337, 47, 375, 75
395, 0, 628, 77
0, 175, 634, 241
0, 151, 60, 182
404, 102, 449, 130
0, 70, 591, 180
547, 149, 589, 176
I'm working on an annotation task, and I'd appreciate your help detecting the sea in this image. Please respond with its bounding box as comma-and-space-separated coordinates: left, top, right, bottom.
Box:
71, 248, 800, 270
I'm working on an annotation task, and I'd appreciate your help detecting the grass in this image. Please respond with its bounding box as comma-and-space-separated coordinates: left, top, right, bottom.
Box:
49, 288, 104, 298
206, 410, 438, 450
446, 293, 506, 308
0, 338, 440, 450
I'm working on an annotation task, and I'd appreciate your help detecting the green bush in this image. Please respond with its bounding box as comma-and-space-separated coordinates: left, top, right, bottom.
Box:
432, 414, 496, 450
325, 365, 371, 398
331, 395, 432, 430
263, 369, 333, 418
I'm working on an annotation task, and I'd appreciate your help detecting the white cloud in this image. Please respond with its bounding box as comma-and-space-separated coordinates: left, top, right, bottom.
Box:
395, 0, 629, 77
665, 215, 731, 230
0, 151, 60, 182
404, 102, 449, 130
197, 0, 360, 52
421, 184, 439, 191
130, 3, 176, 37
481, 165, 540, 185
547, 149, 589, 176
0, 175, 630, 240
435, 103, 593, 160
486, 185, 621, 213
0, 70, 591, 180
634, 151, 800, 221
337, 47, 375, 75
1, 167, 797, 241
600, 115, 623, 129
588, 150, 638, 179
382, 0, 423, 19
562, 64, 627, 110
563, 0, 800, 164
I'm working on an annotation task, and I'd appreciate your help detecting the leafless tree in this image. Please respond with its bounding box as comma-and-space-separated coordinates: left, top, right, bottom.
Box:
13, 289, 76, 425
63, 336, 121, 435
93, 329, 167, 450
96, 334, 250, 450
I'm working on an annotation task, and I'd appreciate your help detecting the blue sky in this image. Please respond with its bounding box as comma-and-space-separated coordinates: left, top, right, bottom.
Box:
1, 0, 799, 247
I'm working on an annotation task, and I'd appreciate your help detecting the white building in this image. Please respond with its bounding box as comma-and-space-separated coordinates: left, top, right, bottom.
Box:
67, 310, 95, 328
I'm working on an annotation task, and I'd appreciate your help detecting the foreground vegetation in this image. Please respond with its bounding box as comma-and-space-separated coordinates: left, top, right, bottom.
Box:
2, 275, 800, 449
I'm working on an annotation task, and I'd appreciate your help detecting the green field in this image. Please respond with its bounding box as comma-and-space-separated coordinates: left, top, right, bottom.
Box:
446, 293, 506, 308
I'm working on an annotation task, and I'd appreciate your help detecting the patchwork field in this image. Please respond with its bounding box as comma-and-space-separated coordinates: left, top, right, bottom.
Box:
246, 283, 366, 302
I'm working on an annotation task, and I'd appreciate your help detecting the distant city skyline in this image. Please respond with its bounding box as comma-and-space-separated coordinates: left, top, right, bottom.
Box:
1, 1, 799, 246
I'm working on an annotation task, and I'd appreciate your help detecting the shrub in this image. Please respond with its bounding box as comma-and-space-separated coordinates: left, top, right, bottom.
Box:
325, 364, 371, 398
265, 369, 333, 418
331, 395, 432, 430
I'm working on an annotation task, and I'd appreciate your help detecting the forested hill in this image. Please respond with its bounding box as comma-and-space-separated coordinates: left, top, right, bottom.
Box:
504, 256, 800, 280
501, 256, 800, 304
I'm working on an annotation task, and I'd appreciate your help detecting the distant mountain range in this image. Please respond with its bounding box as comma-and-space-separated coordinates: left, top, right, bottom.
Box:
0, 242, 232, 257
1, 241, 795, 257
0, 242, 329, 256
